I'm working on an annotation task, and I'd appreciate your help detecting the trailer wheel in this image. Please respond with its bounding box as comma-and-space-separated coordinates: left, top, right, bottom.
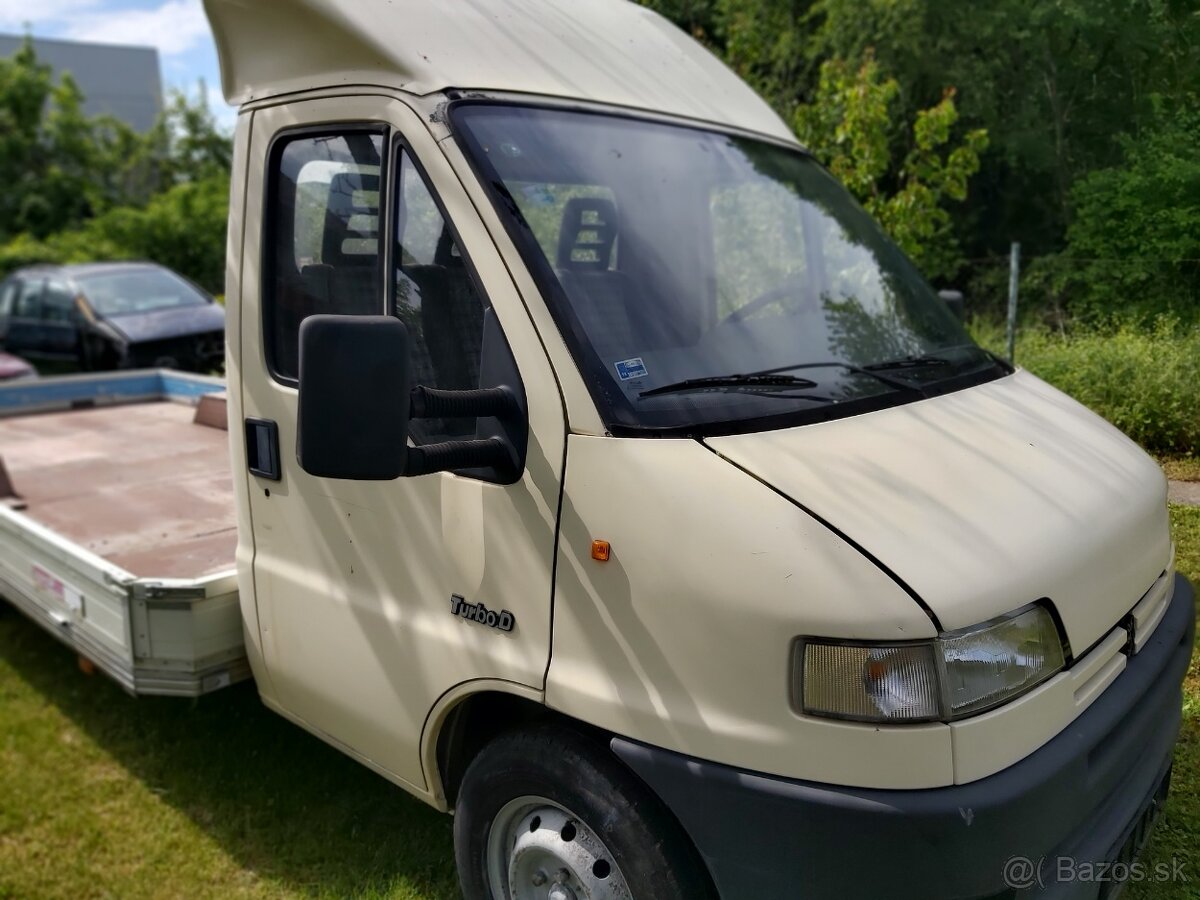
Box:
454, 725, 713, 900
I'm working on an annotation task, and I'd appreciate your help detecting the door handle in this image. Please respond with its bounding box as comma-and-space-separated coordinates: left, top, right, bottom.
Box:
245, 418, 281, 481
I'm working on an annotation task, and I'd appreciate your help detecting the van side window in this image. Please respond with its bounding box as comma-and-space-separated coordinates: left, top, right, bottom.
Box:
392, 151, 488, 445
265, 129, 386, 381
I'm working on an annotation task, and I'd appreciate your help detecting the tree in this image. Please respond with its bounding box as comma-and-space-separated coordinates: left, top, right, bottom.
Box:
714, 0, 817, 111
0, 37, 201, 242
1064, 108, 1200, 323
794, 54, 988, 281
808, 0, 1200, 256
0, 174, 231, 294
149, 84, 234, 185
639, 0, 721, 44
0, 39, 234, 290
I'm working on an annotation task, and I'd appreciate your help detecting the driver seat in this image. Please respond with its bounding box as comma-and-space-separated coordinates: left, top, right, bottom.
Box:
554, 197, 639, 361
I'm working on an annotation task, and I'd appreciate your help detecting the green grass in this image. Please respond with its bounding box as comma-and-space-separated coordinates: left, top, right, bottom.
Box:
1163, 457, 1200, 483
1, 510, 1199, 898
1129, 505, 1200, 899
0, 616, 459, 899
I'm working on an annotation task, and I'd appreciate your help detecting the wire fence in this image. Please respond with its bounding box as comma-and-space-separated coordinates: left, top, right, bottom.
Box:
950, 253, 1200, 328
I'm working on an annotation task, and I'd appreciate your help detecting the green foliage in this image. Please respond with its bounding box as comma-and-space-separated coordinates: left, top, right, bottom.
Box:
637, 0, 720, 43
794, 54, 987, 280
644, 0, 1200, 325
808, 0, 1200, 257
0, 39, 233, 291
972, 318, 1200, 454
0, 41, 129, 240
144, 87, 235, 186
1064, 109, 1200, 324
716, 0, 815, 110
87, 175, 231, 294
0, 176, 231, 294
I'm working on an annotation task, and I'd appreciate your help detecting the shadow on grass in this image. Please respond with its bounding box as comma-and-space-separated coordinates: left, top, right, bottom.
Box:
0, 605, 460, 899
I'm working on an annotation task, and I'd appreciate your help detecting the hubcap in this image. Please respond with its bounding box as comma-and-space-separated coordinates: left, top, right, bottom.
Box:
486, 796, 633, 900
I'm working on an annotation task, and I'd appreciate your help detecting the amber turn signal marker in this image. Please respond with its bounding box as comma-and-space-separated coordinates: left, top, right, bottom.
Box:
591, 540, 611, 562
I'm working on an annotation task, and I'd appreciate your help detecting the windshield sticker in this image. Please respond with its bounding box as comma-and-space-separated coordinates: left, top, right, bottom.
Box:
614, 357, 648, 381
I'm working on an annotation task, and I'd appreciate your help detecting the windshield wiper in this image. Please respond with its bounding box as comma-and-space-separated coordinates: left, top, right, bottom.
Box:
639, 351, 987, 402
742, 361, 926, 395
639, 373, 819, 399
863, 354, 952, 372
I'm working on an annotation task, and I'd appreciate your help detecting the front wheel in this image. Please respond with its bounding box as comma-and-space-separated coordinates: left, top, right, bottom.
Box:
454, 725, 715, 900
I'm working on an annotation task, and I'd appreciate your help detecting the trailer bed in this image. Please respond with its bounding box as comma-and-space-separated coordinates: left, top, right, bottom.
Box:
0, 371, 248, 696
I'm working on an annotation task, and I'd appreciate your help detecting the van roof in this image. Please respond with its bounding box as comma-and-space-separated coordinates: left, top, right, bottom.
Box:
202, 0, 794, 142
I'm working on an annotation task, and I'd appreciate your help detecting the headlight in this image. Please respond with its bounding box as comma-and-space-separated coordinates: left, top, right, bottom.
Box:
796, 605, 1066, 723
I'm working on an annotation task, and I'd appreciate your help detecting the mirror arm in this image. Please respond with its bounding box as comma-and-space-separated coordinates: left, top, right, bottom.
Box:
409, 385, 520, 420
405, 438, 513, 477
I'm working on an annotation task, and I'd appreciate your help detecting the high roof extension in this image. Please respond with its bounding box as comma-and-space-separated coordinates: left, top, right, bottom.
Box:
202, 0, 793, 141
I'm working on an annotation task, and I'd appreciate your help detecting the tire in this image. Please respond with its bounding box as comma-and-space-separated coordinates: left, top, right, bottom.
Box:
454, 724, 716, 900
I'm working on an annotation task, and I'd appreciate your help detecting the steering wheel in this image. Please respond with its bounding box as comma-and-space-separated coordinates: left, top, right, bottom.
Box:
720, 272, 815, 327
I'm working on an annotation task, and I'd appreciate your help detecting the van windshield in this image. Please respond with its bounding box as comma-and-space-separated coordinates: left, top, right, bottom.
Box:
452, 104, 1005, 435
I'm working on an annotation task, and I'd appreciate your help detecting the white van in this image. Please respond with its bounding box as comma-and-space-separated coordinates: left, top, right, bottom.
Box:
0, 1, 1189, 897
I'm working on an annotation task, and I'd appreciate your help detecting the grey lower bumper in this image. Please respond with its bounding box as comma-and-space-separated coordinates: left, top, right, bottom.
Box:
613, 574, 1195, 900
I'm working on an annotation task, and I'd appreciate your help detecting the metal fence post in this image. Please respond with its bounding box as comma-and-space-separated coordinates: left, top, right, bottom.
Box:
1006, 242, 1021, 364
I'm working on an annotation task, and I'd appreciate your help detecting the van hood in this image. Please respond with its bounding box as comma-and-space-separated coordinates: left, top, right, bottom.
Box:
706, 370, 1171, 653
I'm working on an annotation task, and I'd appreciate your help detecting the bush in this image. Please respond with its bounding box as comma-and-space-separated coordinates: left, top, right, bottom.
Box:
971, 318, 1200, 455
1064, 110, 1200, 325
0, 174, 229, 294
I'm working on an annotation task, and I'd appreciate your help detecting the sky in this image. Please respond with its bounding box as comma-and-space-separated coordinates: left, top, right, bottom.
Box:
0, 0, 234, 129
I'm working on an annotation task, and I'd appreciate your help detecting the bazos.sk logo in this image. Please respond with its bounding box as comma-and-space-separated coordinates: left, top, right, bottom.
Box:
450, 594, 516, 632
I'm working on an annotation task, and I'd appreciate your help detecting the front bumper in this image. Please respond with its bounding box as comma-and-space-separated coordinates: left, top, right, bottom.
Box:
124, 332, 225, 373
613, 574, 1195, 900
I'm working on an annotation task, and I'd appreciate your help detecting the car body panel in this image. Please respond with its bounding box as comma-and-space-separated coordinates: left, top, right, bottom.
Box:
202, 0, 794, 143
104, 303, 226, 344
547, 433, 954, 789
707, 369, 1171, 653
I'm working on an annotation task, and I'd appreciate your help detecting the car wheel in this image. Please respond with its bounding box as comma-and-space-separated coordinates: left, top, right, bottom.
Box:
454, 725, 715, 900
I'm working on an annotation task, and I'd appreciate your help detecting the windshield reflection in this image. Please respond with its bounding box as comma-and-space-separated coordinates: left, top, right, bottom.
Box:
453, 104, 1004, 433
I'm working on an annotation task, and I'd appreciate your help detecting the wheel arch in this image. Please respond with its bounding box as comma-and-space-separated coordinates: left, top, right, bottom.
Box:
422, 680, 551, 809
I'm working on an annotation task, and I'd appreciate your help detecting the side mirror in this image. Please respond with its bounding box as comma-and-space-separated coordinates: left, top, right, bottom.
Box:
938, 289, 965, 321
297, 315, 411, 480
297, 315, 525, 482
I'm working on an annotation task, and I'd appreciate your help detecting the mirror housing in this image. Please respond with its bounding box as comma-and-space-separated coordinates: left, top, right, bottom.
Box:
297, 315, 411, 480
297, 314, 527, 482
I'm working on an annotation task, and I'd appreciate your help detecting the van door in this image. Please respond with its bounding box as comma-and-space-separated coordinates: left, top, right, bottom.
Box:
238, 96, 564, 792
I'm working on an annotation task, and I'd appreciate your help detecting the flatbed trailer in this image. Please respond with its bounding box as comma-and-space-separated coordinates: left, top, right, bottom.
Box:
0, 370, 247, 696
